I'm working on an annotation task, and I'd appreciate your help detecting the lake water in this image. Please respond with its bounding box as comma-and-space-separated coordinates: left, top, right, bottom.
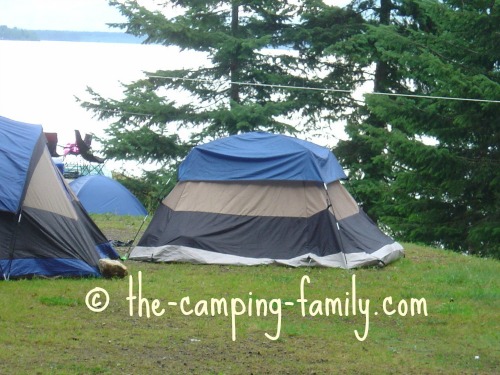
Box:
0, 40, 208, 173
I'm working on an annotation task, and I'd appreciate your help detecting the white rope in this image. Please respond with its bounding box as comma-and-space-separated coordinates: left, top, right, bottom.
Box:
147, 75, 500, 104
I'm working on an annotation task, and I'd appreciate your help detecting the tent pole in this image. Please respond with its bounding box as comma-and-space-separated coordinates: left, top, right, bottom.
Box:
324, 183, 349, 268
123, 177, 172, 260
123, 214, 149, 260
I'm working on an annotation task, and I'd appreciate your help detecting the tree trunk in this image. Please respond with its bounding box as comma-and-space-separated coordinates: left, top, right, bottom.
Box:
374, 0, 392, 93
230, 2, 240, 105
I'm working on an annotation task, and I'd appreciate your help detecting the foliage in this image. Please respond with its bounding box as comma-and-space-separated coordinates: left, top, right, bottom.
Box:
313, 0, 500, 258
113, 169, 176, 213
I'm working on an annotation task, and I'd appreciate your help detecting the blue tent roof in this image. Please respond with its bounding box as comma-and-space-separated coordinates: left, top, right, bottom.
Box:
178, 132, 347, 183
70, 175, 148, 216
0, 116, 43, 213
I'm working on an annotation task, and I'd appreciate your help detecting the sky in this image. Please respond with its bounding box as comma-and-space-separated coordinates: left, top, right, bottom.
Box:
0, 0, 126, 32
0, 0, 353, 32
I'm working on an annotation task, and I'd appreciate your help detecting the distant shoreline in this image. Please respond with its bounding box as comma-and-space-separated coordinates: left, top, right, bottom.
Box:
0, 26, 145, 44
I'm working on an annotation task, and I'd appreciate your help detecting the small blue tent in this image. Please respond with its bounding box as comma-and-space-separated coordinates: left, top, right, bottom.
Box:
131, 132, 404, 269
70, 175, 147, 216
0, 115, 118, 279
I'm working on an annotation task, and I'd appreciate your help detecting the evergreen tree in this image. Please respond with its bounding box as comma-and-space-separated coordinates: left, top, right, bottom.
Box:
292, 0, 402, 223
321, 0, 500, 257
81, 0, 308, 174
286, 0, 366, 135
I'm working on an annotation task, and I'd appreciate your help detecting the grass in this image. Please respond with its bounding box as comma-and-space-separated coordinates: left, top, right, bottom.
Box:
0, 214, 498, 374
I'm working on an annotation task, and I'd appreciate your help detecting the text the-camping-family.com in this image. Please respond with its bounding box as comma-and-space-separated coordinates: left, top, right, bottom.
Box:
85, 272, 428, 342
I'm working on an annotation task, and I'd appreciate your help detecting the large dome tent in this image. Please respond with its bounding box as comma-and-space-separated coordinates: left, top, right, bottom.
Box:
129, 132, 404, 269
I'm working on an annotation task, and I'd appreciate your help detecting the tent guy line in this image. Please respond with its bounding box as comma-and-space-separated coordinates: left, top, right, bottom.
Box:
147, 75, 500, 104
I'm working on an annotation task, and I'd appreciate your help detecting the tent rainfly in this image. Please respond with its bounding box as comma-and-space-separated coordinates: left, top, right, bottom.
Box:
70, 175, 147, 216
129, 132, 404, 269
0, 115, 118, 279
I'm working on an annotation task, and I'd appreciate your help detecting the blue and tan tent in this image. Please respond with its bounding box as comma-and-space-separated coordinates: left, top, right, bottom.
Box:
130, 132, 404, 268
0, 116, 118, 279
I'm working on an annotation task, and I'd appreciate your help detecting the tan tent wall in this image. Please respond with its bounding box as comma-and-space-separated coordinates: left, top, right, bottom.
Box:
23, 148, 77, 220
163, 180, 358, 219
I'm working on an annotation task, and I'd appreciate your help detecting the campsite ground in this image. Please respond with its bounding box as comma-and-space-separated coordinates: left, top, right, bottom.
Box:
0, 214, 498, 374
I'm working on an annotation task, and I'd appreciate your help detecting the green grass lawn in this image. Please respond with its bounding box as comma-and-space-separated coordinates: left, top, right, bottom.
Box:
0, 215, 498, 374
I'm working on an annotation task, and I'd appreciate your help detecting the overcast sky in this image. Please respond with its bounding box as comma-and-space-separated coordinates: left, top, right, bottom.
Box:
0, 0, 353, 32
0, 0, 126, 32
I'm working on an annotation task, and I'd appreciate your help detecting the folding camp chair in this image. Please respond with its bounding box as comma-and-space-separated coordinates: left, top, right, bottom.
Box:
62, 130, 106, 178
74, 130, 106, 175
75, 130, 105, 163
